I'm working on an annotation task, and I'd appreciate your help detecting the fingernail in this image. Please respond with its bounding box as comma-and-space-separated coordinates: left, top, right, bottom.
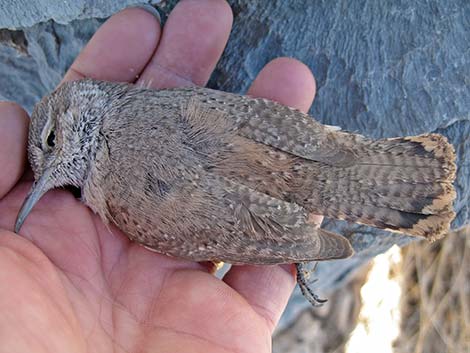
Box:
130, 4, 161, 24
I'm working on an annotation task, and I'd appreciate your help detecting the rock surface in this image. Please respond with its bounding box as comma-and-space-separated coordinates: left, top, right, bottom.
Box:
1, 0, 469, 328
273, 264, 368, 353
0, 0, 161, 28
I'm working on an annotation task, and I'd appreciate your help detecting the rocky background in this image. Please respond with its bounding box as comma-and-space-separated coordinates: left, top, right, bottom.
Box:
1, 0, 469, 329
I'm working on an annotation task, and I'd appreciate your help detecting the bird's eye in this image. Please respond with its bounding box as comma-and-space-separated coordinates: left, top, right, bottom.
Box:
46, 129, 56, 148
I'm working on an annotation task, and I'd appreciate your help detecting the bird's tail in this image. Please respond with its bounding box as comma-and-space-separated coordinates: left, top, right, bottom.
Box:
298, 133, 456, 240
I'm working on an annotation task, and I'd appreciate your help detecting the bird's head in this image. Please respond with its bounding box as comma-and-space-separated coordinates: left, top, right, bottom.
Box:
15, 79, 110, 232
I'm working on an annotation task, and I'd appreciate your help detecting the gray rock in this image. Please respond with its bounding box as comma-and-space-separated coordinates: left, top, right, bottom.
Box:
274, 264, 368, 353
0, 19, 103, 109
0, 0, 469, 329
0, 0, 161, 29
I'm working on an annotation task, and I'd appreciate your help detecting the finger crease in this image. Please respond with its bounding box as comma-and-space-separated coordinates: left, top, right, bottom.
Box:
68, 66, 87, 80
249, 301, 277, 333
147, 61, 197, 86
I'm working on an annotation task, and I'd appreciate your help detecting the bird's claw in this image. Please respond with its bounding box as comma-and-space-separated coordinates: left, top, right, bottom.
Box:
295, 262, 327, 307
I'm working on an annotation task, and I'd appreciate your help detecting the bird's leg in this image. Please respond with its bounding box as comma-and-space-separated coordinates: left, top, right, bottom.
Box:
295, 262, 327, 307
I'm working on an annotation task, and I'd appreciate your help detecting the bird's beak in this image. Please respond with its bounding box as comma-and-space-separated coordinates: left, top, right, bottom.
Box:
15, 168, 54, 233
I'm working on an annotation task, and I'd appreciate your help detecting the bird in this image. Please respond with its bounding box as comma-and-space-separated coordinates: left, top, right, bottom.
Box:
15, 79, 457, 305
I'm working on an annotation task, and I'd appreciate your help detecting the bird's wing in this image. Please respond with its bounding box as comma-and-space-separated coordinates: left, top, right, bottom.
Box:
171, 87, 356, 166
193, 175, 353, 265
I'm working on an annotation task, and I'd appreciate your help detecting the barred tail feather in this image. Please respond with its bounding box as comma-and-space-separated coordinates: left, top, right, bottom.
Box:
301, 133, 457, 240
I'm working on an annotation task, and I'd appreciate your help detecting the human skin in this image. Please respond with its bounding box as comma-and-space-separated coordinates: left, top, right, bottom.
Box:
0, 1, 319, 352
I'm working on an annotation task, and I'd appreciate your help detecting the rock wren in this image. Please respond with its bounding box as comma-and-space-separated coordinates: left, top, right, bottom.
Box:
15, 79, 456, 305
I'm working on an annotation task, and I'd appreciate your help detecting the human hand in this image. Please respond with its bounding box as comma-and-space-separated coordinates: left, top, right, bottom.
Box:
0, 1, 318, 352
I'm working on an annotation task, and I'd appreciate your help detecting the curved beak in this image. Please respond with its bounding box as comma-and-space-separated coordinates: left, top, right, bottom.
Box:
15, 168, 54, 233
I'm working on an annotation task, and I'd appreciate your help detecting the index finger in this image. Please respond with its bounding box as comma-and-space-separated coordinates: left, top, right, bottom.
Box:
62, 6, 162, 84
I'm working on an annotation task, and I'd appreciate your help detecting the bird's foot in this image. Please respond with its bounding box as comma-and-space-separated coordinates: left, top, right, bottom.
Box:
295, 262, 327, 307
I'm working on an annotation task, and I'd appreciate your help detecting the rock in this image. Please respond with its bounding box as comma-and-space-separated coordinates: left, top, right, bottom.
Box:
0, 19, 103, 110
0, 0, 469, 329
273, 264, 369, 353
0, 0, 161, 29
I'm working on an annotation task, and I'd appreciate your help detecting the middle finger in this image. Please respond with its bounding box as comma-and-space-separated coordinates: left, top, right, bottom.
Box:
137, 0, 233, 89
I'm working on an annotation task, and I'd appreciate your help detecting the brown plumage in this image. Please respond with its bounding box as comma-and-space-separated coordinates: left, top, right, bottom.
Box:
15, 79, 456, 303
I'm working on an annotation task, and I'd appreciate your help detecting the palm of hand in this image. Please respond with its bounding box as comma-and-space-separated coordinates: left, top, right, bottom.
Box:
1, 186, 270, 352
0, 2, 318, 352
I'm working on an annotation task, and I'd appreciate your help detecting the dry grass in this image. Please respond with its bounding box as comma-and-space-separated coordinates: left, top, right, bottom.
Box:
394, 227, 470, 353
